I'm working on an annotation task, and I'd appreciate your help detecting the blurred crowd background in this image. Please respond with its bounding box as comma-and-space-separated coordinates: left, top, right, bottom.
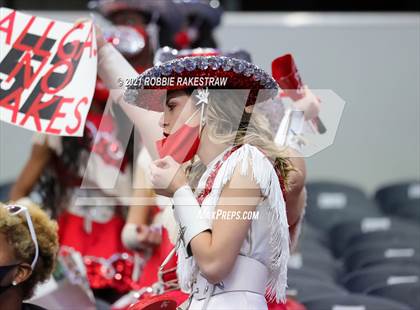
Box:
0, 0, 419, 11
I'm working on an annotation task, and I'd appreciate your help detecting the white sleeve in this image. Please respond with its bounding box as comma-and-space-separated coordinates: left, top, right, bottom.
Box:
97, 43, 161, 160
97, 43, 138, 90
208, 145, 290, 302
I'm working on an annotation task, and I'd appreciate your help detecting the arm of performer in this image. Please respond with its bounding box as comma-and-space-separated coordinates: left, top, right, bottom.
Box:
122, 164, 162, 251
284, 148, 307, 251
292, 86, 320, 121
279, 87, 316, 249
122, 209, 162, 251
10, 140, 52, 201
150, 156, 261, 284
92, 22, 161, 159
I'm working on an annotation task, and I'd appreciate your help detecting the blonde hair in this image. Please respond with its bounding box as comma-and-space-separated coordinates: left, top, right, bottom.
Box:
0, 200, 59, 299
188, 89, 294, 188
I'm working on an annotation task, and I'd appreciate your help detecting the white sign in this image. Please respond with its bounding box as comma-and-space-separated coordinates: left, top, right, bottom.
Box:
0, 8, 97, 136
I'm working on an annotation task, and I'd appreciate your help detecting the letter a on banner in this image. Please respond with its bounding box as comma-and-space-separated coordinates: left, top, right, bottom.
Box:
0, 7, 97, 136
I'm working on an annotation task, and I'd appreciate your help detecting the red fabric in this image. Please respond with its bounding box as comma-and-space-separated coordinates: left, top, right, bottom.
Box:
135, 228, 178, 288
197, 145, 287, 203
156, 124, 200, 163
129, 290, 189, 310
58, 212, 136, 292
149, 205, 161, 220
94, 78, 110, 103
87, 112, 114, 132
128, 229, 188, 309
130, 295, 302, 310
86, 112, 130, 172
54, 82, 133, 292
58, 212, 126, 257
196, 145, 242, 204
134, 65, 147, 74
268, 300, 288, 310
286, 298, 307, 310
268, 298, 306, 310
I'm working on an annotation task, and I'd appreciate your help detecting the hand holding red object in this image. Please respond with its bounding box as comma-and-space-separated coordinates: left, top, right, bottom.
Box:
272, 54, 326, 134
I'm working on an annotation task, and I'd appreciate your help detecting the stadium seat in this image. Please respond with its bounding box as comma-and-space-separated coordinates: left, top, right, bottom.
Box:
393, 200, 420, 221
288, 253, 338, 279
344, 230, 420, 257
342, 239, 420, 263
375, 181, 420, 213
341, 264, 420, 293
354, 255, 420, 273
300, 222, 330, 247
303, 294, 412, 310
305, 181, 380, 231
288, 266, 335, 284
307, 182, 370, 205
366, 281, 420, 309
296, 243, 334, 265
286, 277, 348, 303
329, 216, 420, 257
344, 245, 420, 272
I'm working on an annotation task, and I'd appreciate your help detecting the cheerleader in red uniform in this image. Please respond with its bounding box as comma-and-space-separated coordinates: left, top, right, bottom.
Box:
8, 8, 158, 304
9, 86, 137, 304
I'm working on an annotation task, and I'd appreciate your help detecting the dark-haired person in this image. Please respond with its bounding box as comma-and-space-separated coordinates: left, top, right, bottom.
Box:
0, 200, 58, 310
173, 0, 223, 49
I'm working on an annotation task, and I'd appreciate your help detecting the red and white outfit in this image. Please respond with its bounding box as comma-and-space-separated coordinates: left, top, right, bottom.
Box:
127, 145, 290, 310
97, 43, 302, 309
173, 144, 289, 309
32, 107, 140, 293
125, 47, 312, 310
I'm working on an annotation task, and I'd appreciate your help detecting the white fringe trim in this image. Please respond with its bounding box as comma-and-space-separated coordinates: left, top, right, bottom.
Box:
177, 144, 290, 302
176, 243, 197, 292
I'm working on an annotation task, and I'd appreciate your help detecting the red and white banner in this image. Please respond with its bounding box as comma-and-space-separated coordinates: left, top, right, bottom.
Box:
0, 8, 97, 136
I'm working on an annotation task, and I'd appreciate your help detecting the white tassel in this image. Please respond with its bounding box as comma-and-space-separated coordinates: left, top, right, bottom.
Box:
205, 145, 290, 303
176, 244, 197, 293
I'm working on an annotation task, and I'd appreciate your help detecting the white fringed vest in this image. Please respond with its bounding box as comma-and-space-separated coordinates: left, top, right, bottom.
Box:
176, 144, 290, 303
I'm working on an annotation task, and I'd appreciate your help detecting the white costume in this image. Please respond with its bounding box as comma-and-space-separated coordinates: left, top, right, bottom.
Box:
97, 43, 290, 309
175, 144, 289, 309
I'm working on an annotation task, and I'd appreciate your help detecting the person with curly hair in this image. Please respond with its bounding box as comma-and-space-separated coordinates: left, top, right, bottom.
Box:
0, 200, 59, 310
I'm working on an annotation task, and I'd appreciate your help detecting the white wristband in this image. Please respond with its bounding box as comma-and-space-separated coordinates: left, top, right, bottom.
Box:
172, 185, 211, 254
